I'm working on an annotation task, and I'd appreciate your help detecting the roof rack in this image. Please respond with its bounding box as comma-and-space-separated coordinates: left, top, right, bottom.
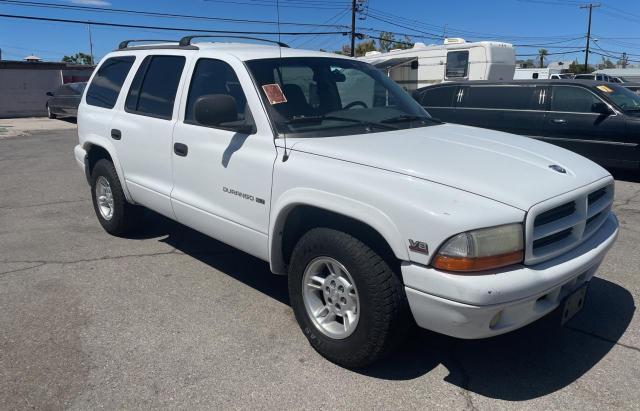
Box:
118, 39, 179, 49
178, 35, 289, 48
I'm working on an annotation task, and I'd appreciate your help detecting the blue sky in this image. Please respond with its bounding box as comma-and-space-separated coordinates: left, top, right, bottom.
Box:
0, 0, 639, 65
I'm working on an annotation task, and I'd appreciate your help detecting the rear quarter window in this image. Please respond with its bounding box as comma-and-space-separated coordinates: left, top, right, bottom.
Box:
86, 56, 135, 109
418, 86, 457, 107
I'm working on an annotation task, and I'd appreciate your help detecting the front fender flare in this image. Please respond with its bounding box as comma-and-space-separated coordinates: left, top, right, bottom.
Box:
269, 187, 409, 274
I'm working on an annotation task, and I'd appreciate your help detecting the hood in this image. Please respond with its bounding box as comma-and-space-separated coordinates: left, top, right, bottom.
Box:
287, 123, 610, 211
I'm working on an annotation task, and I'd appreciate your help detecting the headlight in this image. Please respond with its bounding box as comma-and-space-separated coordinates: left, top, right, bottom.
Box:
432, 224, 524, 272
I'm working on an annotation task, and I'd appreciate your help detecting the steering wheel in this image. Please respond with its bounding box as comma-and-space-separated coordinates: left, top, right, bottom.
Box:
343, 101, 368, 110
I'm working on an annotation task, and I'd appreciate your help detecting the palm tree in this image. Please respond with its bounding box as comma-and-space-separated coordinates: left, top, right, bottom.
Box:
538, 49, 549, 68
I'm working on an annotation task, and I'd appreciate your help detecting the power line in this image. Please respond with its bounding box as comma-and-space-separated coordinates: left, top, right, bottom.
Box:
0, 12, 349, 36
0, 0, 350, 28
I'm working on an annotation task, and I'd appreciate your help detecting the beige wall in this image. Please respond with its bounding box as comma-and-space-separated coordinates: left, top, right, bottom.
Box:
0, 69, 62, 118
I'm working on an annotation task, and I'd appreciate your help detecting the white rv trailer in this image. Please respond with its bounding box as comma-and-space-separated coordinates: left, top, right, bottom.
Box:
359, 38, 516, 92
513, 67, 563, 80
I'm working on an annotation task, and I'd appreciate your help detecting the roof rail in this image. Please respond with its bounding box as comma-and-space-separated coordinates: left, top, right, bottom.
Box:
178, 35, 289, 48
118, 39, 178, 49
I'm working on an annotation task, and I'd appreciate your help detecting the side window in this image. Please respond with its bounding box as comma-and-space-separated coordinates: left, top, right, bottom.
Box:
185, 58, 249, 125
86, 56, 135, 109
460, 86, 539, 110
551, 86, 602, 113
446, 51, 469, 79
532, 73, 539, 79
419, 86, 456, 107
125, 55, 185, 119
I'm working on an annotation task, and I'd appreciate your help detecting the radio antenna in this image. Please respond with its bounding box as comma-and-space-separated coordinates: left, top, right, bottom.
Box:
276, 0, 290, 162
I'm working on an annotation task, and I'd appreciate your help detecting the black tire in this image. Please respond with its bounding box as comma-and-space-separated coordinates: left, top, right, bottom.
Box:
47, 105, 56, 119
90, 159, 141, 236
288, 227, 411, 368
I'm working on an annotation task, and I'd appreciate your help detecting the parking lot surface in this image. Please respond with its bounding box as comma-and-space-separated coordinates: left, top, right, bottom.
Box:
1, 124, 639, 410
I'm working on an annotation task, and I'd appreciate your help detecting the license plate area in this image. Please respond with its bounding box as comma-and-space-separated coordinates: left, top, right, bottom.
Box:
561, 284, 588, 325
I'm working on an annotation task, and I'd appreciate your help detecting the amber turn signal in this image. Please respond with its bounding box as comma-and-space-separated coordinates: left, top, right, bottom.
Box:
432, 250, 524, 273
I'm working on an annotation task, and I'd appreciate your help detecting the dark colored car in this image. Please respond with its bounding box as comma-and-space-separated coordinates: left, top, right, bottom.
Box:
46, 82, 86, 119
622, 82, 640, 95
413, 80, 640, 170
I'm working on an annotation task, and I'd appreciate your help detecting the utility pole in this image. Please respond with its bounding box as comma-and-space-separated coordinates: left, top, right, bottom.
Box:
87, 23, 94, 65
580, 3, 600, 72
350, 0, 357, 57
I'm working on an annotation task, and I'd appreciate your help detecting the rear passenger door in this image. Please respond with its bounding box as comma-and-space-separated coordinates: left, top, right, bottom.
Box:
498, 85, 548, 137
544, 85, 627, 164
110, 54, 187, 218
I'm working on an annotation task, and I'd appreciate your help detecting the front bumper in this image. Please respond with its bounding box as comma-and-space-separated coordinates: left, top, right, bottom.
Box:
402, 212, 618, 339
73, 144, 90, 183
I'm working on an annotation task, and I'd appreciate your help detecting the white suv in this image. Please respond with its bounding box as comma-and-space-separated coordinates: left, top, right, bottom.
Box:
74, 37, 619, 367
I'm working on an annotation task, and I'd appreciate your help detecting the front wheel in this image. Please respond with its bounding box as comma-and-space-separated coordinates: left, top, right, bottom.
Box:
47, 105, 56, 119
288, 228, 410, 368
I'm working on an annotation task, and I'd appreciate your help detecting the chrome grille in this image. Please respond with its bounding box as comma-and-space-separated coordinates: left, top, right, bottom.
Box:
525, 180, 614, 265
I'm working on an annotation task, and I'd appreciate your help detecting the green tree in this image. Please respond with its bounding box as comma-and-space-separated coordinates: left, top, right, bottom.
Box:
538, 49, 548, 68
569, 60, 593, 74
355, 39, 377, 57
392, 35, 413, 50
62, 52, 93, 65
378, 31, 396, 52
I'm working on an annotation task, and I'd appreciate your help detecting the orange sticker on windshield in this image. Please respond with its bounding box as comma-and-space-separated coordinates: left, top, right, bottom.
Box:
262, 83, 287, 105
597, 85, 613, 93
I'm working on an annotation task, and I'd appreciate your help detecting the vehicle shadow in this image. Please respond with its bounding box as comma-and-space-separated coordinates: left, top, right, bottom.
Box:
358, 275, 635, 400
133, 210, 635, 401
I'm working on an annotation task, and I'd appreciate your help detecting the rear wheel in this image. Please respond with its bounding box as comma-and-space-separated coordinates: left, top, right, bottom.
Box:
288, 227, 410, 368
90, 159, 141, 236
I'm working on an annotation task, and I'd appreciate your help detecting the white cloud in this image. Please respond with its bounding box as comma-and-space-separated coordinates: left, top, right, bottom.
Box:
70, 0, 112, 6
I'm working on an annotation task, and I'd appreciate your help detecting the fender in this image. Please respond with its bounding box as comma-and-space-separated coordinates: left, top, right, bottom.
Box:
269, 187, 409, 275
82, 135, 135, 203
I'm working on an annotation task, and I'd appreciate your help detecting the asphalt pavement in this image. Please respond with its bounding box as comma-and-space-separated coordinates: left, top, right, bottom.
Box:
1, 125, 639, 410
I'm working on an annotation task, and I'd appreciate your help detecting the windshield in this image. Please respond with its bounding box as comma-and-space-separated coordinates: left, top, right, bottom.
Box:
598, 84, 640, 112
246, 57, 435, 137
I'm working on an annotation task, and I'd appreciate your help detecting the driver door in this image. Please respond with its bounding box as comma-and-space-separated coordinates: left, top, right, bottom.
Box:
544, 85, 628, 166
170, 58, 277, 260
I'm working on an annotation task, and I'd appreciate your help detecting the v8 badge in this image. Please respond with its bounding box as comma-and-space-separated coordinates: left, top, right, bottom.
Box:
408, 239, 429, 255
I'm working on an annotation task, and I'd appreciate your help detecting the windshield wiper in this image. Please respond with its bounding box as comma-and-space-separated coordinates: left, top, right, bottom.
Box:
286, 115, 398, 130
380, 114, 440, 124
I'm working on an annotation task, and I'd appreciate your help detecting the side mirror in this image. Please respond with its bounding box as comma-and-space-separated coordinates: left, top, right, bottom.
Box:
46, 91, 54, 97
591, 102, 613, 115
194, 94, 254, 133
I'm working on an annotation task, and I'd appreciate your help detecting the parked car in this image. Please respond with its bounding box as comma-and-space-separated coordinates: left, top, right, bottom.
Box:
621, 82, 640, 95
574, 73, 613, 82
74, 38, 618, 367
414, 80, 640, 170
550, 73, 574, 79
46, 82, 86, 119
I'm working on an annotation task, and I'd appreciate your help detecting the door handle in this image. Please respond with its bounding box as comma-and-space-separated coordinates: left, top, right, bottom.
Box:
551, 119, 567, 124
174, 142, 188, 157
111, 129, 121, 140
